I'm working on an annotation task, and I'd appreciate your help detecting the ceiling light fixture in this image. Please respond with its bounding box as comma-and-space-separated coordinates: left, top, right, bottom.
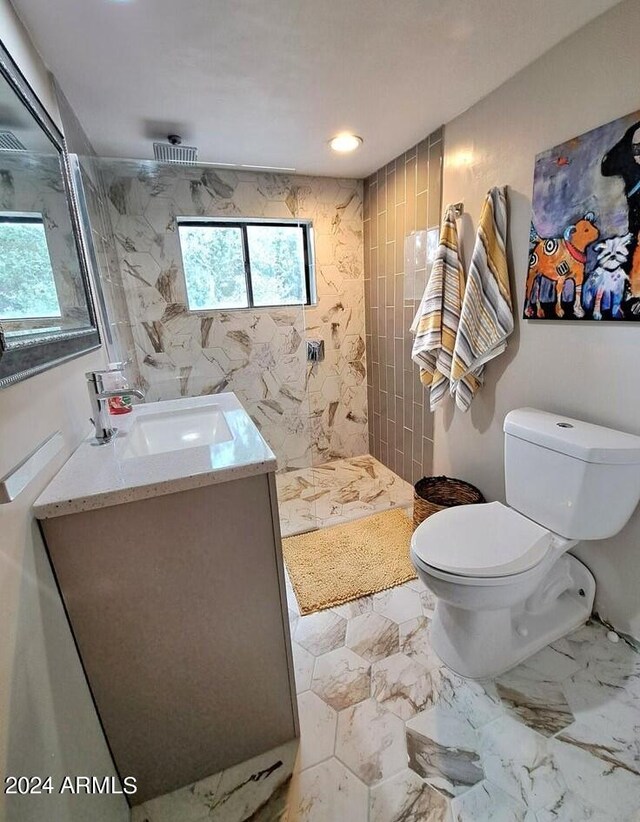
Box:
329, 133, 363, 153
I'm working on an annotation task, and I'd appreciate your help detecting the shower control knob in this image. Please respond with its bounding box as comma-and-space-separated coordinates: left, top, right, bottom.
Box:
306, 339, 325, 363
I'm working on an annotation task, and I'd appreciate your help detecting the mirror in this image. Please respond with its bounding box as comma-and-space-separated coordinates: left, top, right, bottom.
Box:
0, 40, 99, 388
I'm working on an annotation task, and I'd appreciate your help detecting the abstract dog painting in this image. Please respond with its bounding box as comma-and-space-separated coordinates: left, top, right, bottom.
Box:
525, 110, 640, 321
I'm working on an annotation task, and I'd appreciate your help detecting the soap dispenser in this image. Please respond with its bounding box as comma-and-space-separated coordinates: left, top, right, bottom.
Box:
103, 363, 133, 415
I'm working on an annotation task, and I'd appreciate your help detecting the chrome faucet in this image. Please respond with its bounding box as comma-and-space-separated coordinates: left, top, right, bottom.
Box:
86, 367, 145, 445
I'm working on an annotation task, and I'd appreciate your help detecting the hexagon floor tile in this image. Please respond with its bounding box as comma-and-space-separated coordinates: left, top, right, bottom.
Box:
369, 769, 450, 822
132, 457, 640, 822
311, 646, 371, 711
372, 586, 423, 624
371, 652, 436, 720
345, 611, 399, 663
406, 704, 485, 797
335, 697, 407, 786
294, 610, 346, 657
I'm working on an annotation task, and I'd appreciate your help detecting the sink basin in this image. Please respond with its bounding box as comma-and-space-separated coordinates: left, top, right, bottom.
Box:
122, 404, 233, 458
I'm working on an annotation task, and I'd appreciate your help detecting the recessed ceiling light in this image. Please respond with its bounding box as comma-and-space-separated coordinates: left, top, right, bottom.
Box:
329, 133, 363, 153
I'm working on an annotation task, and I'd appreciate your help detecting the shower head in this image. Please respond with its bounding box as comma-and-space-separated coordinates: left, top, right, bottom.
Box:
153, 134, 197, 165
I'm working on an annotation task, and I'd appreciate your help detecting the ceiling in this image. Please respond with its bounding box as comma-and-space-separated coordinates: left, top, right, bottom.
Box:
12, 0, 622, 177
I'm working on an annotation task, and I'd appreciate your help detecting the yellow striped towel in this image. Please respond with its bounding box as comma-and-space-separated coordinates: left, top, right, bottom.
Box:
451, 186, 513, 412
411, 206, 465, 411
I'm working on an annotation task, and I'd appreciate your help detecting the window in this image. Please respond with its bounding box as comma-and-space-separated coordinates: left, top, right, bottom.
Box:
0, 214, 60, 320
177, 219, 314, 311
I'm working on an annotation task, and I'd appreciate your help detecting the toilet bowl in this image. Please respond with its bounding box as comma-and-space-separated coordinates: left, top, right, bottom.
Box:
410, 408, 640, 679
411, 502, 595, 678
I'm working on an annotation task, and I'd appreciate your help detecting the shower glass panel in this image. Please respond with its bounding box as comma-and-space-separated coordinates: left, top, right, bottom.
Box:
85, 157, 318, 534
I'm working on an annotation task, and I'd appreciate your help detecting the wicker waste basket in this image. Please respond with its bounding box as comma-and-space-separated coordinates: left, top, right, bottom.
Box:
412, 475, 485, 531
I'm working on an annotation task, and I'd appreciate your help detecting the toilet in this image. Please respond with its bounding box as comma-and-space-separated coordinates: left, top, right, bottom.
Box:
411, 407, 640, 679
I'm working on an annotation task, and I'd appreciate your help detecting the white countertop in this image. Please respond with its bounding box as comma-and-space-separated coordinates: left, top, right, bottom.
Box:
34, 393, 277, 519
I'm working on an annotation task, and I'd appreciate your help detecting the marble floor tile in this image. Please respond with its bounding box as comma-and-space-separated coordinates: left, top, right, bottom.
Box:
555, 682, 640, 776
494, 669, 575, 737
294, 610, 346, 657
131, 783, 216, 822
549, 735, 640, 820
369, 768, 451, 822
533, 790, 613, 822
553, 621, 640, 675
405, 577, 427, 594
277, 455, 413, 538
288, 609, 300, 635
292, 641, 315, 693
335, 697, 408, 786
133, 740, 299, 822
514, 644, 583, 683
399, 615, 442, 672
198, 739, 298, 822
406, 705, 484, 798
431, 666, 505, 730
331, 594, 373, 620
373, 585, 423, 624
135, 456, 640, 822
345, 611, 399, 663
136, 609, 640, 822
371, 652, 436, 720
561, 641, 640, 715
296, 691, 337, 770
404, 576, 438, 616
283, 757, 368, 822
285, 569, 301, 618
310, 646, 371, 711
478, 716, 567, 811
450, 780, 527, 822
420, 588, 437, 615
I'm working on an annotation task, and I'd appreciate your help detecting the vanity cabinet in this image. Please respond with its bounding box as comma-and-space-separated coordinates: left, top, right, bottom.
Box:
34, 395, 298, 805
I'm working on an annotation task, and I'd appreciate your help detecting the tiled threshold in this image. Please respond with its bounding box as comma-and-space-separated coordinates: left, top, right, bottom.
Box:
276, 455, 414, 538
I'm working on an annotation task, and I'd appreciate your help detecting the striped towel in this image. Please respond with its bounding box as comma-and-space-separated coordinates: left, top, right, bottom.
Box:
451, 186, 513, 412
411, 206, 465, 411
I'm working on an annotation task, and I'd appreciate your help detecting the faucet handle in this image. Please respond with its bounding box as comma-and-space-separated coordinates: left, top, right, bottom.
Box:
86, 363, 128, 378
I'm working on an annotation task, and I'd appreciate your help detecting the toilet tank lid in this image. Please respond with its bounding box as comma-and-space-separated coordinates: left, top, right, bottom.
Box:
504, 408, 640, 465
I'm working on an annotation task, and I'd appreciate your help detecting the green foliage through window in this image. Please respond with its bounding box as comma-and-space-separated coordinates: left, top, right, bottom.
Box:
0, 218, 60, 320
178, 221, 311, 311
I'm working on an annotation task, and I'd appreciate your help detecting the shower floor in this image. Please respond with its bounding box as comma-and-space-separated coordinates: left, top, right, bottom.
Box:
276, 455, 414, 538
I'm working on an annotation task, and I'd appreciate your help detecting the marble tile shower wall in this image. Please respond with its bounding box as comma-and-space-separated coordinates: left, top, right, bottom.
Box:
363, 130, 443, 484
98, 162, 367, 470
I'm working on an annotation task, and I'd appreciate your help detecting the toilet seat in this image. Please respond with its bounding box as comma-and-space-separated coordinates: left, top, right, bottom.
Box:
411, 501, 553, 578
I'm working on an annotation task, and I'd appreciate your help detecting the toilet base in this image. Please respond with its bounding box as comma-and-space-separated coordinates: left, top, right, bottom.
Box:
430, 555, 596, 679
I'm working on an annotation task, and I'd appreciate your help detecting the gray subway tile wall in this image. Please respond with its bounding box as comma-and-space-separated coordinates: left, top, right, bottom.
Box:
363, 129, 442, 484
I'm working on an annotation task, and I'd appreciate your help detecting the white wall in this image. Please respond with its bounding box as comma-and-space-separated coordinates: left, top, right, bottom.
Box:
0, 3, 127, 820
0, 0, 60, 128
437, 0, 640, 638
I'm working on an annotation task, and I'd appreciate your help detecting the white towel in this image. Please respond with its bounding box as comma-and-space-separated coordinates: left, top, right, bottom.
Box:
450, 187, 513, 411
411, 206, 465, 411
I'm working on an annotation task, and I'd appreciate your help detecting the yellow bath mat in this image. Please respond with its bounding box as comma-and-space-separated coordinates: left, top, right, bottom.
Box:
282, 508, 416, 615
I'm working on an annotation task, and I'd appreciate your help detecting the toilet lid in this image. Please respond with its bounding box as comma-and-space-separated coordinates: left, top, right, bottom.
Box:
411, 501, 553, 577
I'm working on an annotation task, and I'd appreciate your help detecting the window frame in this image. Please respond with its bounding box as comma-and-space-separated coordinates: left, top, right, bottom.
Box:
177, 217, 315, 312
0, 212, 62, 324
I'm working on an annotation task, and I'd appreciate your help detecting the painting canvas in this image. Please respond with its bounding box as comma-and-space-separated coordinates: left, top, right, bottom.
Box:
524, 110, 640, 321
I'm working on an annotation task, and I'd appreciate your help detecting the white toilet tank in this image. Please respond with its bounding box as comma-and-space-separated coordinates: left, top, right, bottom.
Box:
504, 408, 640, 540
